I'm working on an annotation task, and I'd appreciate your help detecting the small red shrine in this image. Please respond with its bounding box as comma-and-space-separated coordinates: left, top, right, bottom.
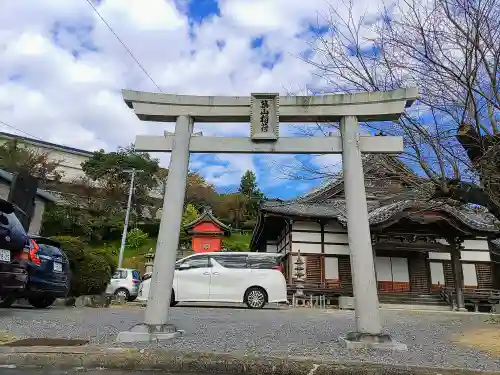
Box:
182, 208, 232, 253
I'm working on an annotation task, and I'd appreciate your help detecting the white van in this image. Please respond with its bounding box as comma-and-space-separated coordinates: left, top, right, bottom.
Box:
137, 252, 288, 309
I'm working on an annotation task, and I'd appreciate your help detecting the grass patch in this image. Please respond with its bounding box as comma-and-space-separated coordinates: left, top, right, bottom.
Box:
222, 232, 252, 251
454, 327, 500, 356
89, 237, 157, 274
90, 230, 253, 274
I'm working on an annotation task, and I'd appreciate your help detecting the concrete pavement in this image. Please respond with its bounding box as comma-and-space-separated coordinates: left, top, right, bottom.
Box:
0, 346, 498, 375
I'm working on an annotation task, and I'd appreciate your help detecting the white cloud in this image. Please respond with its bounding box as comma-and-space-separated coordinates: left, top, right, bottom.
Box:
0, 0, 395, 193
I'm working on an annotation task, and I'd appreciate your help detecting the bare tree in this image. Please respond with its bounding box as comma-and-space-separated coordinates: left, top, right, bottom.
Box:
287, 0, 500, 218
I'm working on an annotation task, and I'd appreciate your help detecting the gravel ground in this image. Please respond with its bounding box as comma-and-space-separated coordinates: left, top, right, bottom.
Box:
0, 304, 499, 371
0, 370, 213, 375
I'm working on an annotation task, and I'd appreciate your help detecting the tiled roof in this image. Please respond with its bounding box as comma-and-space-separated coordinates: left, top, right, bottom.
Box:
183, 207, 232, 233
294, 154, 418, 203
261, 198, 499, 233
369, 200, 498, 232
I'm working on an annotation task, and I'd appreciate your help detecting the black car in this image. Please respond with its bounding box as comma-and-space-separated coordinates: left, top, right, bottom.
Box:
0, 199, 29, 305
0, 236, 70, 308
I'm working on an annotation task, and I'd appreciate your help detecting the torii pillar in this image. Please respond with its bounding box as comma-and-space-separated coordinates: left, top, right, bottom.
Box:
116, 88, 418, 350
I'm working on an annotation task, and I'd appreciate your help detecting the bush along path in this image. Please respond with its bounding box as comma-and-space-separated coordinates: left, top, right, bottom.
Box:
51, 236, 116, 298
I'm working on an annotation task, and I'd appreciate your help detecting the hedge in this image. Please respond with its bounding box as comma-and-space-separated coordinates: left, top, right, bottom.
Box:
51, 235, 117, 297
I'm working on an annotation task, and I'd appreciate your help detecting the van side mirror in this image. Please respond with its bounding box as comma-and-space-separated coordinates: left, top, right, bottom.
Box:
178, 263, 190, 270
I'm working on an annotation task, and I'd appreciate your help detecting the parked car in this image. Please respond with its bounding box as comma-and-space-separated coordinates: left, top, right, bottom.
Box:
137, 252, 288, 309
0, 235, 70, 308
105, 268, 141, 301
0, 199, 29, 306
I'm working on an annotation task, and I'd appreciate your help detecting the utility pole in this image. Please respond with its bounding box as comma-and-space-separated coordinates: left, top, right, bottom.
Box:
118, 168, 143, 269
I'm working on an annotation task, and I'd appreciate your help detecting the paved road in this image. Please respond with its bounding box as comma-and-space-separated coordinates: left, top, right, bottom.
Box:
0, 305, 498, 371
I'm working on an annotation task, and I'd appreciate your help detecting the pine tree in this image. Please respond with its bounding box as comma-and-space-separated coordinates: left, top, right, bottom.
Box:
239, 170, 258, 196
238, 170, 265, 220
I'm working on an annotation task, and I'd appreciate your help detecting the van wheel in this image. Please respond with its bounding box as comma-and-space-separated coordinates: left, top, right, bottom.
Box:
244, 287, 267, 309
28, 296, 56, 309
170, 289, 178, 307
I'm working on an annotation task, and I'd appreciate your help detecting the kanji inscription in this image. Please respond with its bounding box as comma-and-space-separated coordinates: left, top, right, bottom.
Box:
250, 93, 279, 141
260, 99, 269, 132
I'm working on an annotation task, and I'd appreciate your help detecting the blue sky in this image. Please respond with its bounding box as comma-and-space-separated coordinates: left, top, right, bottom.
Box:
0, 0, 390, 200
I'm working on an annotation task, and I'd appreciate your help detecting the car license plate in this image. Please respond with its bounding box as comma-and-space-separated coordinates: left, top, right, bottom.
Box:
0, 249, 10, 262
53, 262, 62, 272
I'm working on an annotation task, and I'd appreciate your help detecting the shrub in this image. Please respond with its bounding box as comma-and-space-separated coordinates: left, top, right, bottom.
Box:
51, 235, 116, 297
69, 251, 115, 296
126, 228, 149, 251
51, 235, 86, 261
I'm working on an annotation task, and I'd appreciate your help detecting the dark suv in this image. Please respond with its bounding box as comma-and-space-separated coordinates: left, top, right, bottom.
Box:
0, 199, 29, 304
1, 236, 70, 308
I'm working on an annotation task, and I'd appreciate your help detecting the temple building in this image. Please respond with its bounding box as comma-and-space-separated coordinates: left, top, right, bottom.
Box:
183, 208, 232, 253
250, 155, 499, 308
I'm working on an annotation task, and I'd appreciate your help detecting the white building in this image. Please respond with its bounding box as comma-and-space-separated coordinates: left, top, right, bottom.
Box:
0, 131, 94, 183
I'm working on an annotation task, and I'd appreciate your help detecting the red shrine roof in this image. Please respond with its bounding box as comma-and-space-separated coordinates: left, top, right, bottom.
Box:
183, 207, 232, 235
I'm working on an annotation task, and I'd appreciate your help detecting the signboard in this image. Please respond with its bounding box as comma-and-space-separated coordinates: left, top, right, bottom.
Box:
250, 93, 279, 141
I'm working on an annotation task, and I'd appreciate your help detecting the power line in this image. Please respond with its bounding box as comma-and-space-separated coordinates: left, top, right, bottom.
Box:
84, 0, 163, 93
84, 0, 292, 193
0, 120, 46, 141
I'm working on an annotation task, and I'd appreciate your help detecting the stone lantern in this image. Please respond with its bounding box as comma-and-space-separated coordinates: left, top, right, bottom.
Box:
294, 250, 305, 297
144, 249, 155, 275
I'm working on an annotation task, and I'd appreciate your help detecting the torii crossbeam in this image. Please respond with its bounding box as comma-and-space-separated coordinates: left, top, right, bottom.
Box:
117, 88, 418, 351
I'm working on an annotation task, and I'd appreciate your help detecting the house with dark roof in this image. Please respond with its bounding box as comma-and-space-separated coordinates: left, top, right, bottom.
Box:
0, 131, 94, 183
0, 169, 56, 235
250, 155, 500, 309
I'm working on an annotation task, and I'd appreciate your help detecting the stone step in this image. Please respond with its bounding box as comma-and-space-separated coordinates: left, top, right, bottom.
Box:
379, 295, 443, 301
380, 303, 452, 311
380, 300, 448, 306
378, 293, 448, 307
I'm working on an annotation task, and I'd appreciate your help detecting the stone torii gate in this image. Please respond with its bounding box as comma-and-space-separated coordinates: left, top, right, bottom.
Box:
117, 88, 418, 350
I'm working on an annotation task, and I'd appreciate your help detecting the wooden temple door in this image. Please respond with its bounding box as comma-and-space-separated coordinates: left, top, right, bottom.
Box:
375, 256, 410, 292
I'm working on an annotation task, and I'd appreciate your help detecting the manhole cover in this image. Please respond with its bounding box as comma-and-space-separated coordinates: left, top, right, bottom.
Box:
4, 338, 89, 347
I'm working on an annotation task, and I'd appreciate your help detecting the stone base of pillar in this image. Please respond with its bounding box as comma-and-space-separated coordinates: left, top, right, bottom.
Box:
339, 332, 407, 351
456, 307, 468, 312
116, 323, 183, 343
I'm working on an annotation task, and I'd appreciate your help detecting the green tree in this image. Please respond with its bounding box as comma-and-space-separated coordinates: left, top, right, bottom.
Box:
238, 170, 265, 220
81, 145, 161, 220
126, 228, 149, 251
186, 171, 218, 210
179, 204, 199, 249
0, 139, 63, 183
148, 169, 217, 218
214, 193, 248, 229
239, 170, 258, 196
182, 203, 199, 226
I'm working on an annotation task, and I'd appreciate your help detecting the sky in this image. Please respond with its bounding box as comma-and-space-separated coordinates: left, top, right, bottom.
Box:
0, 0, 392, 199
